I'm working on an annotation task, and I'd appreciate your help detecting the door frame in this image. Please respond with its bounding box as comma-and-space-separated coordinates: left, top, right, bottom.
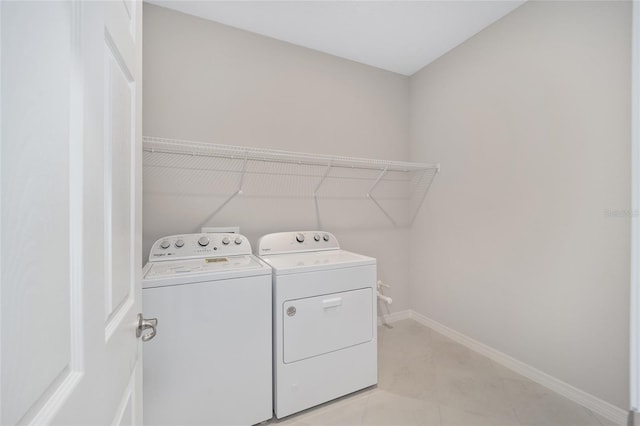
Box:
631, 0, 639, 417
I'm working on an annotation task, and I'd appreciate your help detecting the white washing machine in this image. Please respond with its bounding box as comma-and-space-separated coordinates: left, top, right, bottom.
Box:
142, 233, 272, 426
257, 231, 377, 419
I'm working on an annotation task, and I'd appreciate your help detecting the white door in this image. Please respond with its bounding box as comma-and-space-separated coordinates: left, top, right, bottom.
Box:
1, 1, 144, 425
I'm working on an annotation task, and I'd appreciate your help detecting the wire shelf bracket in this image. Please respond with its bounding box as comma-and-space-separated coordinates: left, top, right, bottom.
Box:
196, 150, 248, 229
366, 166, 398, 227
313, 161, 333, 230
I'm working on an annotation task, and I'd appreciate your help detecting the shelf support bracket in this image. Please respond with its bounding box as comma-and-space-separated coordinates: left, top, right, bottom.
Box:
408, 166, 439, 225
197, 152, 248, 230
314, 161, 333, 230
367, 166, 397, 227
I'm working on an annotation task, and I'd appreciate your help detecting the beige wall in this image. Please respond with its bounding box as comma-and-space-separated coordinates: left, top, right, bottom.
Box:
143, 3, 412, 314
409, 0, 631, 408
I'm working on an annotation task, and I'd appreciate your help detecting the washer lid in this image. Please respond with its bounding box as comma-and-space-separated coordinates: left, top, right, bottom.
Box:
143, 254, 270, 288
259, 249, 375, 275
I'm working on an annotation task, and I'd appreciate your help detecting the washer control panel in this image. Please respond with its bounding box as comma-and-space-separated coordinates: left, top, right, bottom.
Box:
257, 231, 339, 255
148, 233, 251, 261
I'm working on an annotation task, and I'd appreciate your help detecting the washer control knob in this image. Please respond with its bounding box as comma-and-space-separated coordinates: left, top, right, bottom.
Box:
198, 236, 210, 247
222, 237, 230, 245
296, 233, 305, 243
175, 239, 184, 248
314, 234, 320, 242
234, 237, 242, 245
159, 240, 170, 249
323, 234, 330, 242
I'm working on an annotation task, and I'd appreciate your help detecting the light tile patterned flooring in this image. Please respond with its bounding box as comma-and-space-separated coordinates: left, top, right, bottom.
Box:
268, 319, 618, 426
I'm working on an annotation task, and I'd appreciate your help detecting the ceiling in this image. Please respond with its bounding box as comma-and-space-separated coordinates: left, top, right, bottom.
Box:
146, 1, 525, 76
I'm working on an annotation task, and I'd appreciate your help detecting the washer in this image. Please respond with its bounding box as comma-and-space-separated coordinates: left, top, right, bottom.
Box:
257, 231, 377, 419
142, 233, 272, 426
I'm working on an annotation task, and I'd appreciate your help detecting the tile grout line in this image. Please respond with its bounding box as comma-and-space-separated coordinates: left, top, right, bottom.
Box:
358, 388, 373, 425
492, 361, 525, 426
427, 327, 445, 426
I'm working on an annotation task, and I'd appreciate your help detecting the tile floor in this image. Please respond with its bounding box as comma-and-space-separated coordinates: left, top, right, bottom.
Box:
267, 319, 618, 426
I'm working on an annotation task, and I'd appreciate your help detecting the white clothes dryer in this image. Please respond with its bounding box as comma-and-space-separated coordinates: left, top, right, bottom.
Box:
257, 231, 377, 419
142, 233, 272, 426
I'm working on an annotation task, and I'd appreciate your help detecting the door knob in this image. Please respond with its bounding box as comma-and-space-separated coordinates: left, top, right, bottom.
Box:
137, 313, 158, 342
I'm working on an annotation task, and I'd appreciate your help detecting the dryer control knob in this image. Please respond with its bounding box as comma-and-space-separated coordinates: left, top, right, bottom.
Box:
314, 234, 320, 242
323, 234, 330, 242
222, 237, 230, 245
175, 239, 184, 248
296, 233, 305, 243
198, 236, 210, 247
234, 237, 242, 245
160, 240, 170, 249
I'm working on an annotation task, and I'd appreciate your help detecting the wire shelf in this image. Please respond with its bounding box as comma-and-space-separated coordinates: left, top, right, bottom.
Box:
143, 136, 439, 227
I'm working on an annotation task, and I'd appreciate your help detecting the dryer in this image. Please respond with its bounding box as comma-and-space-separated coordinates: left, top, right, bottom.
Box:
257, 231, 377, 419
142, 233, 272, 426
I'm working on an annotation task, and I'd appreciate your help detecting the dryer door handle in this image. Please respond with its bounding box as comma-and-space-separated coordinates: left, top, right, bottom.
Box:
322, 297, 342, 309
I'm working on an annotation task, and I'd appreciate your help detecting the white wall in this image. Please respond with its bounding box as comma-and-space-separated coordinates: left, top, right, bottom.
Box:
409, 0, 631, 409
143, 3, 411, 314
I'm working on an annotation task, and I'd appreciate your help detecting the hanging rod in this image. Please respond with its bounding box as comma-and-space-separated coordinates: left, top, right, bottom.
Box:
143, 136, 440, 173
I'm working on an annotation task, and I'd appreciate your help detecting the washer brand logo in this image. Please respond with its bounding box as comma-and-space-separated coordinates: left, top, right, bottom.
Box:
206, 257, 228, 263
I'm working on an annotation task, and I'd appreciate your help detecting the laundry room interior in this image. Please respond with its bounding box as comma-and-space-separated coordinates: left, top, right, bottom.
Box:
1, 0, 637, 425
138, 1, 633, 425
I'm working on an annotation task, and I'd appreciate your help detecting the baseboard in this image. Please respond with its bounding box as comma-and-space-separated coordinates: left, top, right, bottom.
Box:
377, 309, 411, 326
409, 310, 629, 426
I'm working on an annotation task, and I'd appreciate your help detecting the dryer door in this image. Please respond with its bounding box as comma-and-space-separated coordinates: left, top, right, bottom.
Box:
283, 288, 373, 364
